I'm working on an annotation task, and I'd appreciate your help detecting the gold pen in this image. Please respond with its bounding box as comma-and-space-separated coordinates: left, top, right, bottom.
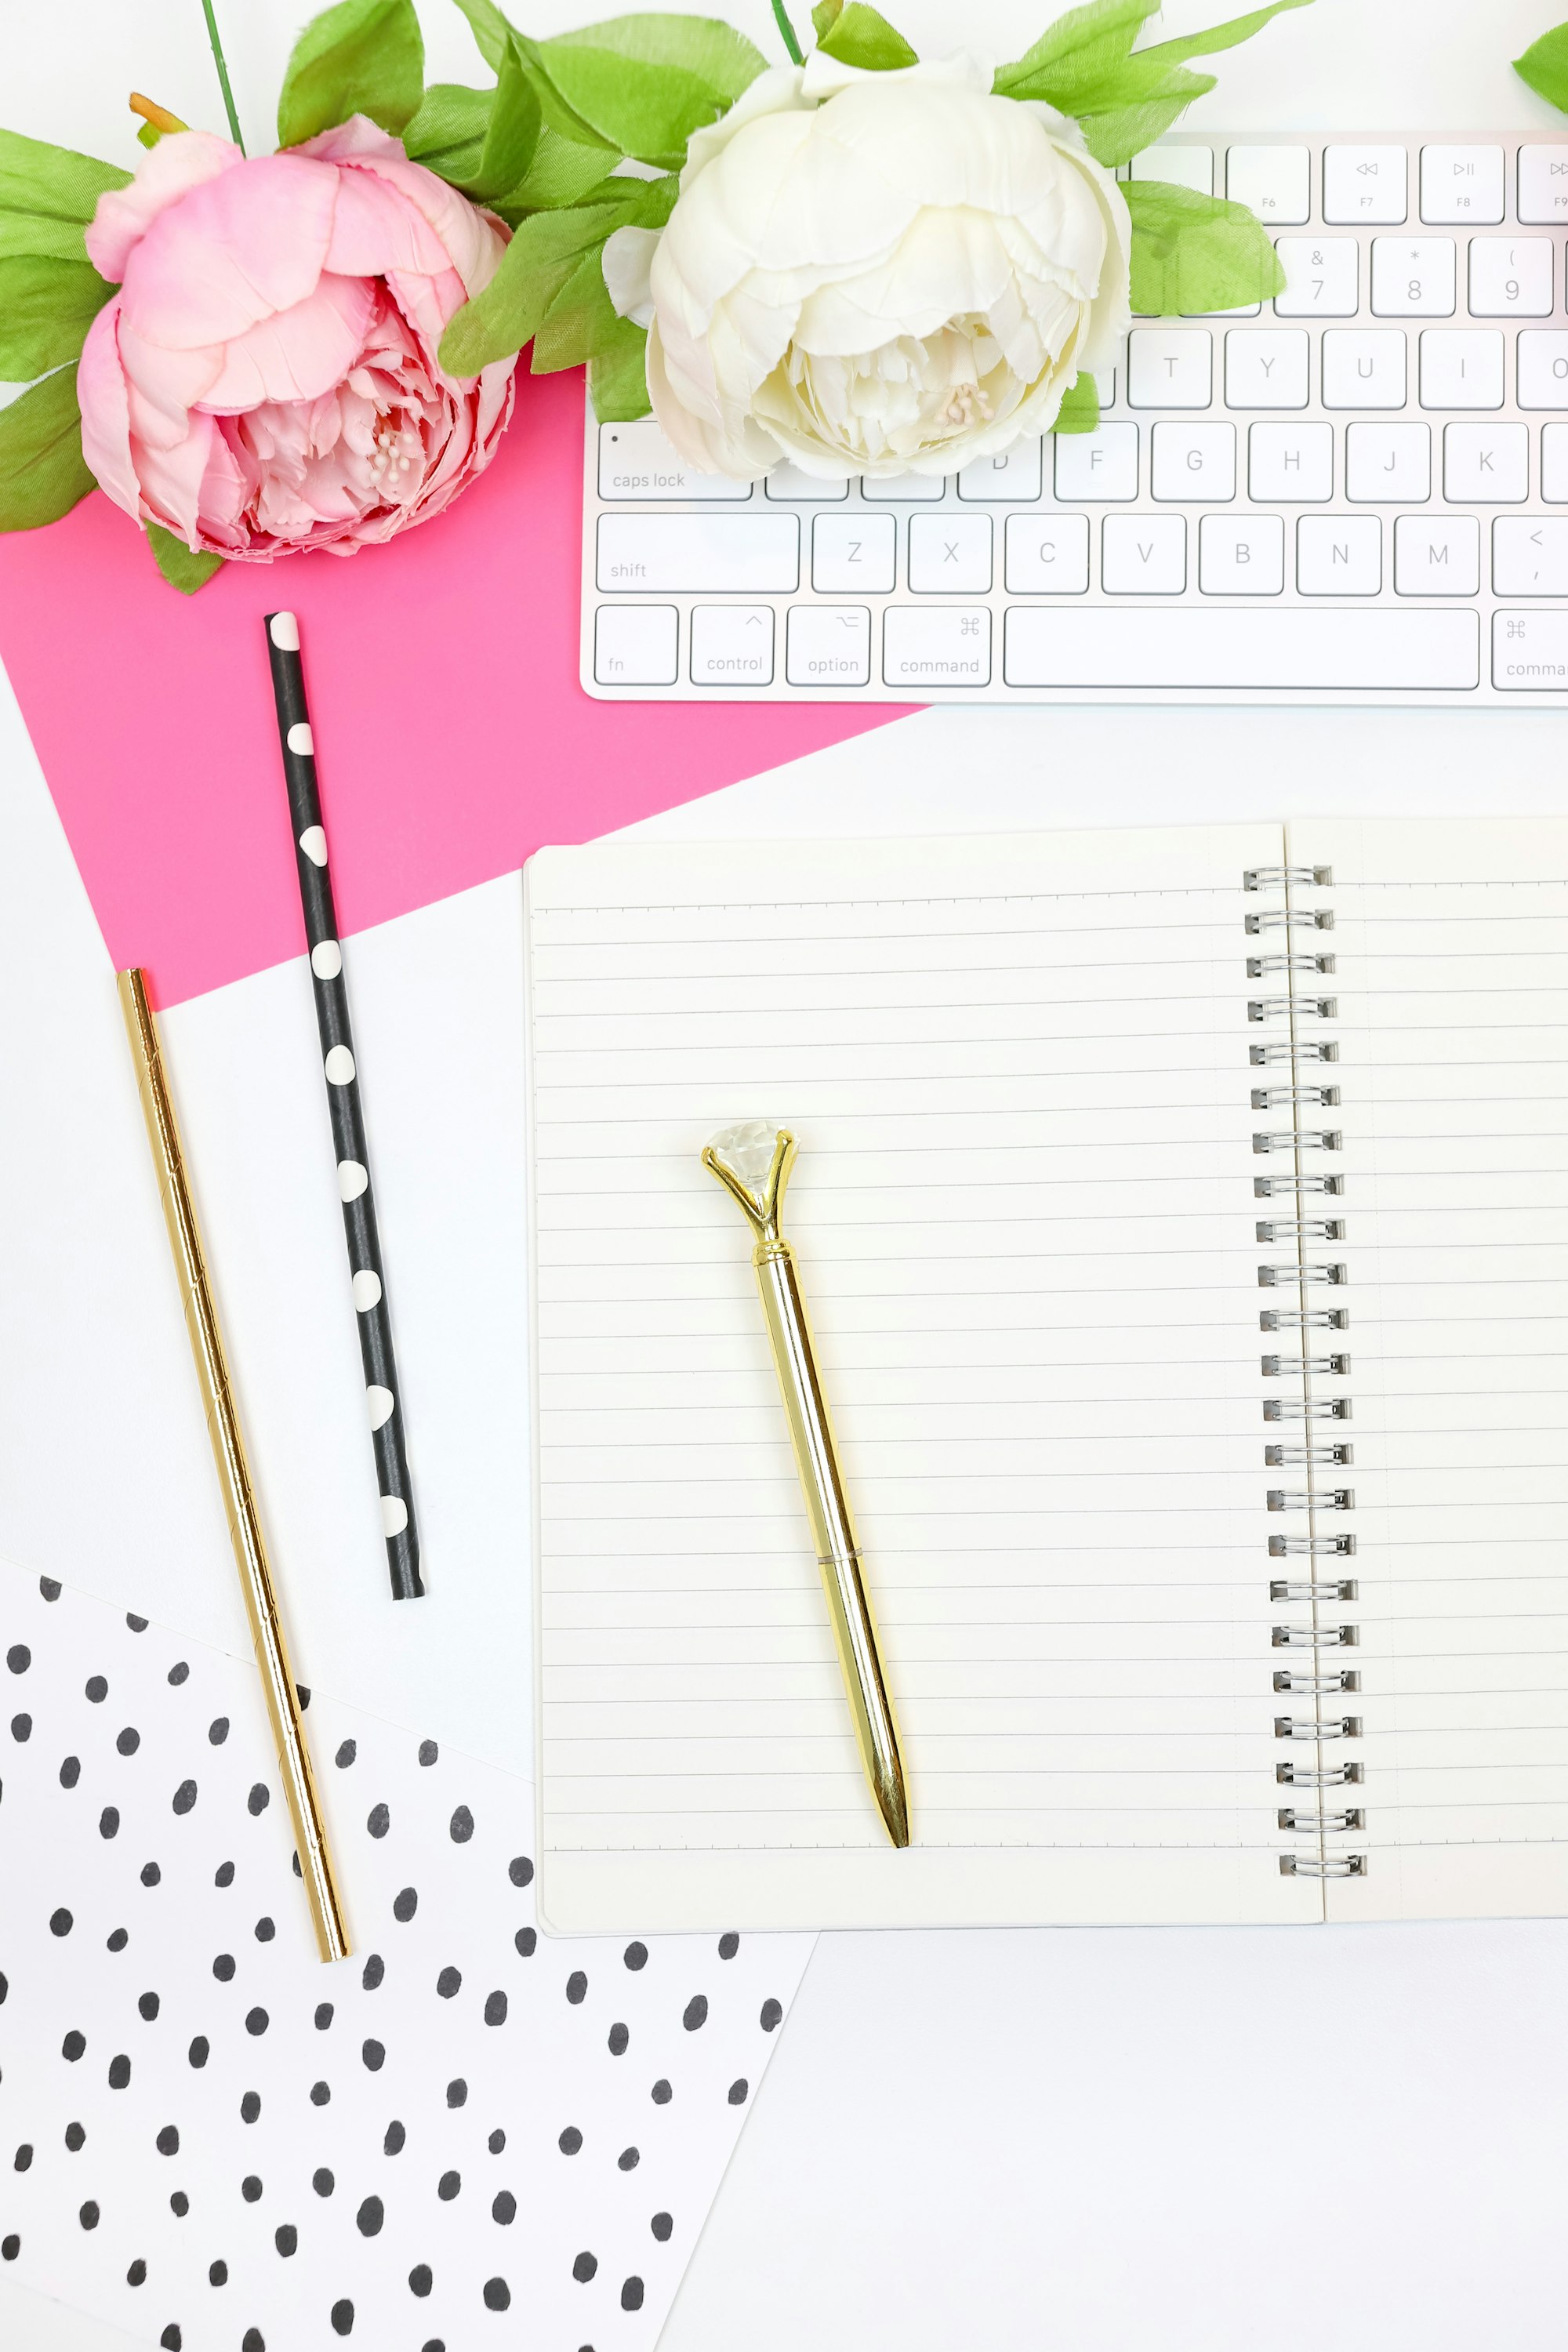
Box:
702, 1121, 909, 1849
118, 969, 350, 1962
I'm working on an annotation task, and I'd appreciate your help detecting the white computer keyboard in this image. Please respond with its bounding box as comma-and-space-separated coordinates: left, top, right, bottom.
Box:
581, 130, 1568, 707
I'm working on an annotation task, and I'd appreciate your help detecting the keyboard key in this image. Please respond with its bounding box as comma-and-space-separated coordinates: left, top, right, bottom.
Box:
1273, 237, 1359, 317
1102, 514, 1186, 593
1004, 605, 1476, 688
1517, 332, 1568, 410
1444, 421, 1528, 503
1543, 425, 1568, 502
1321, 330, 1406, 409
1468, 236, 1554, 318
1323, 144, 1407, 223
879, 473, 946, 501
1494, 609, 1568, 685
691, 604, 775, 684
1298, 515, 1381, 595
1418, 143, 1504, 223
1394, 514, 1479, 595
1226, 144, 1310, 223
1250, 421, 1334, 502
597, 512, 799, 593
1370, 236, 1455, 317
1225, 329, 1308, 408
909, 514, 993, 593
882, 606, 991, 688
813, 512, 895, 593
1054, 422, 1139, 500
765, 461, 848, 501
1200, 512, 1285, 593
1494, 517, 1568, 595
597, 418, 750, 503
1152, 420, 1236, 500
957, 440, 1043, 501
1346, 421, 1431, 502
1128, 330, 1212, 408
1516, 144, 1568, 224
1004, 513, 1091, 593
786, 604, 870, 685
1419, 329, 1504, 409
593, 604, 678, 686
1130, 143, 1213, 194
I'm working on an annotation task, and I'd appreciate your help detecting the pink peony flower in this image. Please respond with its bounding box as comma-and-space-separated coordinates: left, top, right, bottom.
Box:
77, 118, 516, 562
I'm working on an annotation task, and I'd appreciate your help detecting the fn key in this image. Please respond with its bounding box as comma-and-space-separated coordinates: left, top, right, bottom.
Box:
594, 604, 677, 686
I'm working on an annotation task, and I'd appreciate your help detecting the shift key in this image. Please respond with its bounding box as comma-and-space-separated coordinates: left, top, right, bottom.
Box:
597, 513, 800, 593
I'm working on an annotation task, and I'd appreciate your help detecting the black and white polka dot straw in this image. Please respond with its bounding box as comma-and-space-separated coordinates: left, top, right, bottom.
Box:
264, 612, 423, 1602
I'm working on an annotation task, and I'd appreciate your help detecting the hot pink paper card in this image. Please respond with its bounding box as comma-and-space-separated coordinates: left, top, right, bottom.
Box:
0, 367, 908, 1007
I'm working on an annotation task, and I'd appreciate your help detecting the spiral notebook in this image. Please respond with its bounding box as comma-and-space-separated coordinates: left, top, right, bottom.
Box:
524, 815, 1568, 1934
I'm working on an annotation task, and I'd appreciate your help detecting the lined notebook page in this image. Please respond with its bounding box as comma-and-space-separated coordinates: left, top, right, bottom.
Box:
527, 824, 1321, 1932
1293, 820, 1568, 1924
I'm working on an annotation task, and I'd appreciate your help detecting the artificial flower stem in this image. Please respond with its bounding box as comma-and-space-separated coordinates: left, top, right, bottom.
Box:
129, 93, 189, 137
199, 0, 245, 152
770, 0, 806, 67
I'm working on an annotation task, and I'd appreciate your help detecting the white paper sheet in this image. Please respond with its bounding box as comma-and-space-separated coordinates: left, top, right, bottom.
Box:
0, 1553, 811, 2351
528, 823, 1325, 1931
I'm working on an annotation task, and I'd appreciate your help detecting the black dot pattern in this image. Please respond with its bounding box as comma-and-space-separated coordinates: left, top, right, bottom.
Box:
0, 1569, 802, 2348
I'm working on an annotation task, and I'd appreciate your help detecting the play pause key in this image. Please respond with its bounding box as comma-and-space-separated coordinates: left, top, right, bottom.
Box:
691, 605, 775, 684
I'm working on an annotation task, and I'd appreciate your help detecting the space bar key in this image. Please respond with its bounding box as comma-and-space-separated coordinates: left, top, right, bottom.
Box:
1004, 606, 1480, 691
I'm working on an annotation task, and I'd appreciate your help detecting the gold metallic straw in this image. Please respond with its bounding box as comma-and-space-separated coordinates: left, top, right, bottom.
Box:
118, 969, 350, 1962
702, 1121, 909, 1848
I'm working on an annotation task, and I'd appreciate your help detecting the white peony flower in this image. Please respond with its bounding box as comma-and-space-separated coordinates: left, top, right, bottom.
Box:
603, 48, 1131, 482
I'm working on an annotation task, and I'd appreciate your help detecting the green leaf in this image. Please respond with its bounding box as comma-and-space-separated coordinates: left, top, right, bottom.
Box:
1053, 372, 1099, 433
0, 127, 131, 230
403, 82, 493, 180
817, 2, 916, 70
1515, 24, 1568, 113
811, 0, 843, 34
276, 0, 425, 147
0, 128, 130, 270
994, 0, 1156, 106
452, 0, 514, 73
531, 247, 626, 371
0, 256, 114, 380
405, 40, 541, 198
0, 366, 96, 532
1076, 85, 1214, 169
1129, 0, 1314, 78
492, 125, 620, 215
437, 194, 641, 371
590, 318, 652, 419
995, 0, 1312, 167
147, 522, 224, 593
466, 38, 542, 198
531, 15, 769, 168
1126, 179, 1284, 314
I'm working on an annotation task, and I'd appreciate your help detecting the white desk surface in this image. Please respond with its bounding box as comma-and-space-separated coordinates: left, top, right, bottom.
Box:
6, 4, 1568, 2347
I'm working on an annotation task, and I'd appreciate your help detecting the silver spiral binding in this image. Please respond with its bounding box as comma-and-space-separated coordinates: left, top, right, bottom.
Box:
1244, 859, 1367, 1885
1250, 1037, 1338, 1065
1246, 953, 1335, 977
1251, 1082, 1340, 1108
1242, 865, 1332, 889
1244, 906, 1334, 934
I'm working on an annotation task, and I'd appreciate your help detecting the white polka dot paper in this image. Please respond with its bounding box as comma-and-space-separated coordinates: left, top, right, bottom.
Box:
0, 1558, 811, 2350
